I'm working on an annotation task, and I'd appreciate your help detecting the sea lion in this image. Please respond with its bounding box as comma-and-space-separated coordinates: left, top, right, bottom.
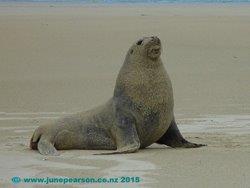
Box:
30, 36, 205, 156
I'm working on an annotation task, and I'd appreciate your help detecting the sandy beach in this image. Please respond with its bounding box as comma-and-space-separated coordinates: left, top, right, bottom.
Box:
0, 3, 250, 187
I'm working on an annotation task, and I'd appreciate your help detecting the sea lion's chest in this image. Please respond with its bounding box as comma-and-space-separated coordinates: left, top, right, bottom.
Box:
125, 67, 173, 113
122, 67, 174, 145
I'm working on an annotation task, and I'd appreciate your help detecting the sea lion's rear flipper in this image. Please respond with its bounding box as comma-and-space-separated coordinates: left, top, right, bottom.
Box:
94, 114, 140, 155
37, 136, 59, 156
156, 119, 206, 148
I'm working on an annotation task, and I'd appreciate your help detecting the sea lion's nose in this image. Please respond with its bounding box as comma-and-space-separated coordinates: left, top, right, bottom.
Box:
151, 36, 161, 44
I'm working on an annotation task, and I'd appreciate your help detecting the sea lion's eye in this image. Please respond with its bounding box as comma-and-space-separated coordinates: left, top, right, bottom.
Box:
136, 39, 143, 45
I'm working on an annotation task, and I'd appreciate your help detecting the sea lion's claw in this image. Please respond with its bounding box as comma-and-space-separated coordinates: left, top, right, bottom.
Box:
175, 142, 207, 148
37, 136, 59, 156
93, 146, 139, 155
93, 152, 119, 155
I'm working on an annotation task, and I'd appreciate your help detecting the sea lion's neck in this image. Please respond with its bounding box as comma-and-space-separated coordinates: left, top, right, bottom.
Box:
140, 58, 162, 69
125, 55, 163, 70
114, 56, 169, 94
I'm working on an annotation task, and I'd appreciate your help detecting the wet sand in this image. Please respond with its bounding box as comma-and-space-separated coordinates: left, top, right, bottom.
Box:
0, 4, 250, 188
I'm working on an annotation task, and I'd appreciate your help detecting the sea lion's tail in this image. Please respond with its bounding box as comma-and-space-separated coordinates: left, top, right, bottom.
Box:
30, 128, 42, 150
30, 128, 59, 156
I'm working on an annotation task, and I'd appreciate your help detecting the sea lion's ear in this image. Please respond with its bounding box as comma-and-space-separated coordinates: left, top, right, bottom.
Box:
130, 49, 134, 54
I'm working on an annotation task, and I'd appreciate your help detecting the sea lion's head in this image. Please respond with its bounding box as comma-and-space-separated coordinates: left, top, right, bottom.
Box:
128, 36, 162, 62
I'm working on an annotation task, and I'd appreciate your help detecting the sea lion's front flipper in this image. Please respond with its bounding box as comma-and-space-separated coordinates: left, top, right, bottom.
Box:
37, 136, 59, 156
156, 119, 206, 148
95, 115, 140, 155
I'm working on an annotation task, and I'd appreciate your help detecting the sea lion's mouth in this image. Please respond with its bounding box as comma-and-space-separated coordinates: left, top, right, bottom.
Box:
151, 46, 161, 55
147, 44, 161, 60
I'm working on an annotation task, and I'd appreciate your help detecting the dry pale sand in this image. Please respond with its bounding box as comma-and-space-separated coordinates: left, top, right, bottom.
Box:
0, 3, 250, 188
